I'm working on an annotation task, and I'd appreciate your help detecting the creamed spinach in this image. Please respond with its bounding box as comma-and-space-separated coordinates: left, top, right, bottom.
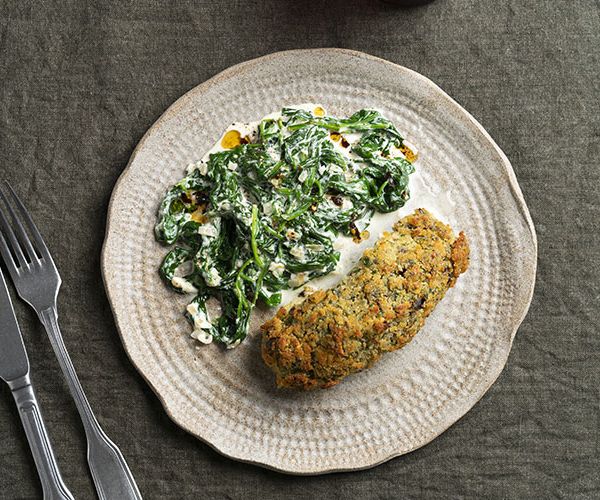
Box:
155, 106, 416, 348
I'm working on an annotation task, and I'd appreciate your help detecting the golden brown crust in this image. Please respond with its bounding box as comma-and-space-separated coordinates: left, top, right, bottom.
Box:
451, 231, 470, 282
261, 209, 470, 390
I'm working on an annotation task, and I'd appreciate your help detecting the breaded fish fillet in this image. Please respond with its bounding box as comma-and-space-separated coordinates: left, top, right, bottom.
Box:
261, 208, 469, 390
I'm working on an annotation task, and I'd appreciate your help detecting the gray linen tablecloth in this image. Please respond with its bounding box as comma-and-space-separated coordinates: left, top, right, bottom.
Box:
0, 1, 598, 498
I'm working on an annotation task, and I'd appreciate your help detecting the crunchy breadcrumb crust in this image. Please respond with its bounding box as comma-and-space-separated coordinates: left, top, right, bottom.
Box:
261, 208, 470, 390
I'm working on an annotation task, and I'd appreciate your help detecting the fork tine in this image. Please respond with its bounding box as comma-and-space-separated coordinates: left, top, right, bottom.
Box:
4, 182, 50, 261
0, 187, 39, 264
0, 231, 19, 272
0, 195, 29, 268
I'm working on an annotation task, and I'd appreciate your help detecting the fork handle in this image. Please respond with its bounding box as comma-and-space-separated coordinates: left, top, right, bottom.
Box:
39, 307, 142, 500
10, 376, 74, 500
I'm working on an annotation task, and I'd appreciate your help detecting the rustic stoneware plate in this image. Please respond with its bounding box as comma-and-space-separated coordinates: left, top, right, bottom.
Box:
102, 49, 537, 474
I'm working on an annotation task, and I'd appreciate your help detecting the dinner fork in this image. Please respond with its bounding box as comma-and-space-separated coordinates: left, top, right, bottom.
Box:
0, 182, 142, 500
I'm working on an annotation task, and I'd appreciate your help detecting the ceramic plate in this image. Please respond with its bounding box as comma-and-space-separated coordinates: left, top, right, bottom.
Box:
101, 49, 537, 474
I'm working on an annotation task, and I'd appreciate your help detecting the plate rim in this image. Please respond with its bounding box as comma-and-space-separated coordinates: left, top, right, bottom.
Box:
101, 48, 538, 474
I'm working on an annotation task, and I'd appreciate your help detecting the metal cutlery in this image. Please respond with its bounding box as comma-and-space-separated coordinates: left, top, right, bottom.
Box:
0, 265, 74, 500
0, 182, 142, 500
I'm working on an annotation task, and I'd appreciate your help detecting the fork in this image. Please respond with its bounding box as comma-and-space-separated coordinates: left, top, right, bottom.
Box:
0, 182, 142, 500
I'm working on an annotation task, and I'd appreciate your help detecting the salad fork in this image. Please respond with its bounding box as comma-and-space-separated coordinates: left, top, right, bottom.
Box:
0, 182, 142, 500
